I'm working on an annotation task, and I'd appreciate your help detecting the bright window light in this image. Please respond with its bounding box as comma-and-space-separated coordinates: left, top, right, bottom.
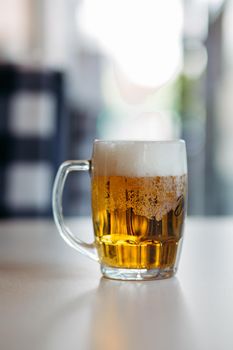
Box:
76, 0, 183, 88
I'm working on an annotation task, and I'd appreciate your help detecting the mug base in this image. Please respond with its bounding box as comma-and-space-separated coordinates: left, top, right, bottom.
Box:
101, 265, 177, 281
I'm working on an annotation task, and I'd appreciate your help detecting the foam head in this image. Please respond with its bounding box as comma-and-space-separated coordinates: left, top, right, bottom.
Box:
92, 140, 187, 177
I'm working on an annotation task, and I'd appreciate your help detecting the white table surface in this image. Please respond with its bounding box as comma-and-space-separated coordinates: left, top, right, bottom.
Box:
0, 217, 233, 350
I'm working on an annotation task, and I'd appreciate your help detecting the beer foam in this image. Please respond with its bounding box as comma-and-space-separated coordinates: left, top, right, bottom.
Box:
92, 140, 187, 176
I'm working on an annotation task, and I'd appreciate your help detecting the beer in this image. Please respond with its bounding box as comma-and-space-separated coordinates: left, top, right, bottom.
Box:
53, 139, 187, 280
92, 174, 186, 270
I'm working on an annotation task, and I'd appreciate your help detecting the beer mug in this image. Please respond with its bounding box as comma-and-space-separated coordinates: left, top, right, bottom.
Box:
52, 140, 187, 280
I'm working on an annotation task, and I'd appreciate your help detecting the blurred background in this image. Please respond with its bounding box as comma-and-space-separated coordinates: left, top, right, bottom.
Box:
0, 0, 232, 218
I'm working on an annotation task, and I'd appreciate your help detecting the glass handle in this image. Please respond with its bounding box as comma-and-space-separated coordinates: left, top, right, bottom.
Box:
52, 160, 99, 262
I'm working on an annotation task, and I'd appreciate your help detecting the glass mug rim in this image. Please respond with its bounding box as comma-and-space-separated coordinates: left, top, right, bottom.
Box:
53, 139, 187, 281
94, 139, 185, 145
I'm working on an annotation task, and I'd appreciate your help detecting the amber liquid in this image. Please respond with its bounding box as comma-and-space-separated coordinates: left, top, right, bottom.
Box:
92, 175, 186, 269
